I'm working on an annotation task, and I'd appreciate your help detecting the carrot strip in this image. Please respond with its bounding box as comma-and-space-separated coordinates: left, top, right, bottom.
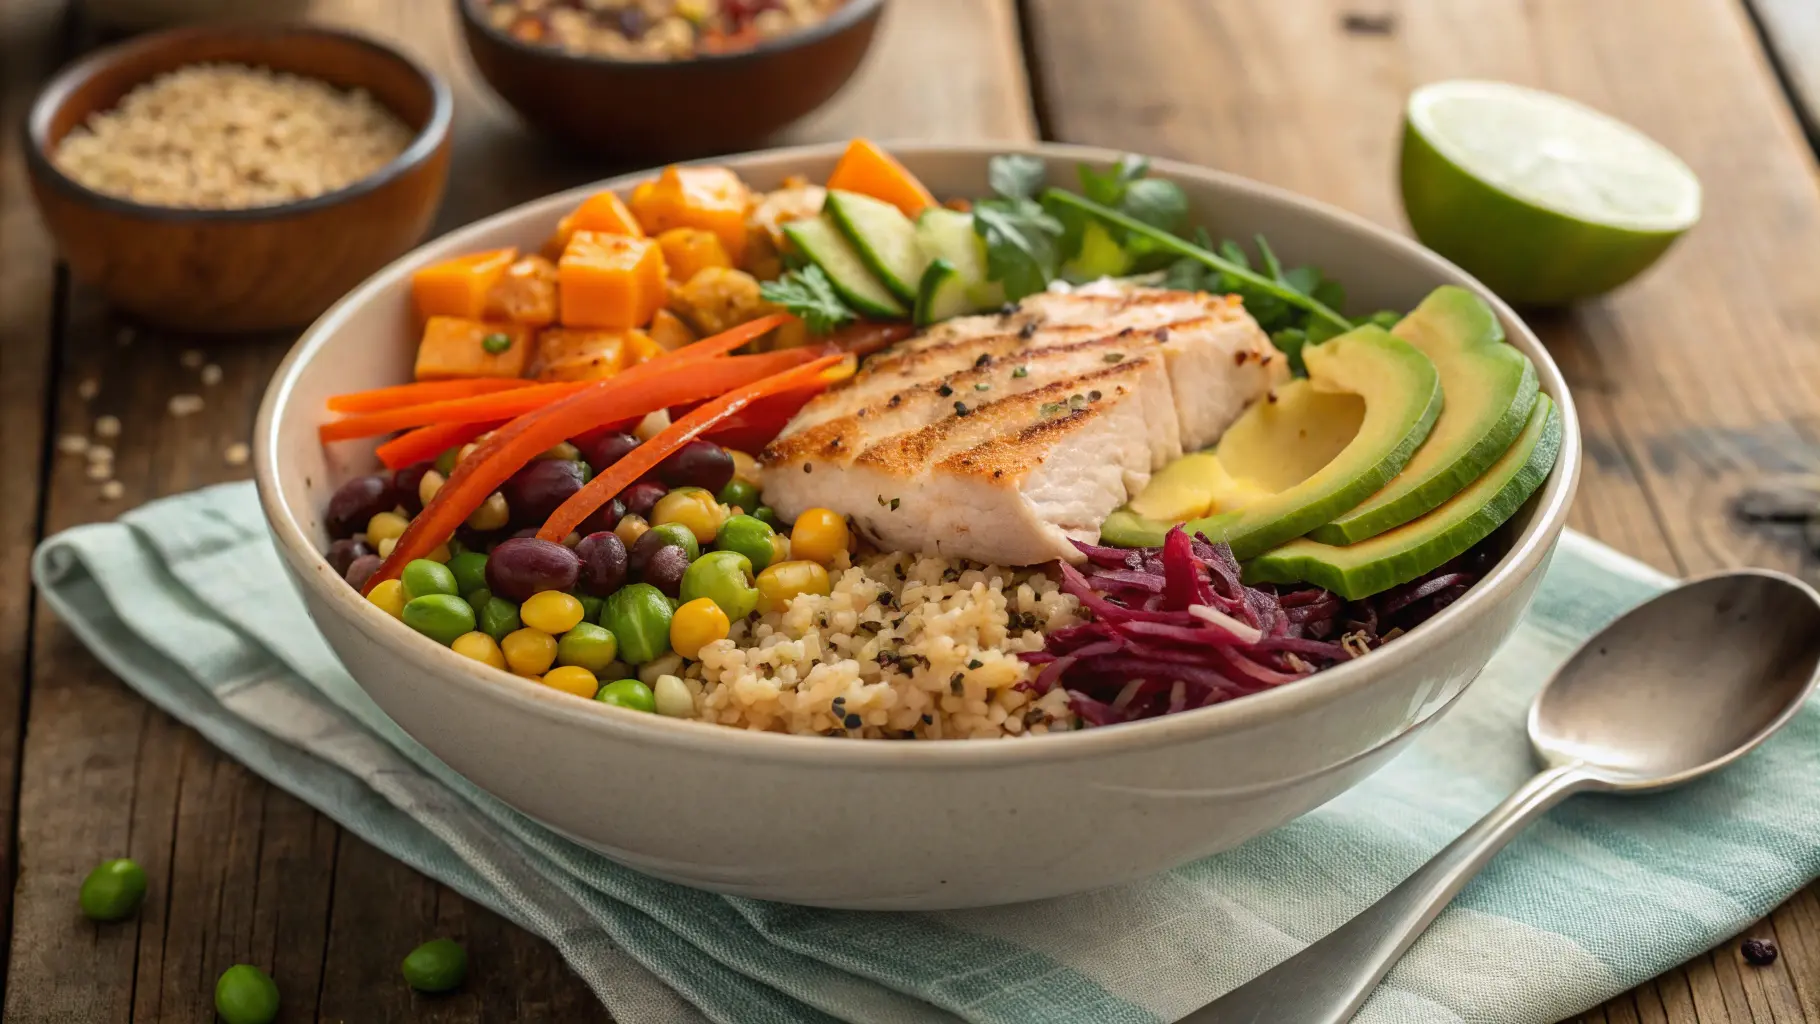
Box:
362, 315, 793, 592
374, 419, 503, 471
326, 377, 535, 414
320, 382, 585, 443
537, 353, 845, 542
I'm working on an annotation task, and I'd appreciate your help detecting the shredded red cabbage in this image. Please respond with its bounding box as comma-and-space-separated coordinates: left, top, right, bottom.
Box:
1026, 527, 1493, 726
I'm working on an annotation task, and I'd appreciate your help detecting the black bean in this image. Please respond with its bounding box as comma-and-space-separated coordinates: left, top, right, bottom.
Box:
485, 537, 581, 601
326, 538, 372, 577
576, 531, 629, 596
325, 474, 394, 539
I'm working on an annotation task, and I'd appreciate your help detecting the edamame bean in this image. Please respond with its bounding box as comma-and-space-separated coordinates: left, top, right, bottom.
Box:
446, 551, 490, 596
402, 594, 477, 646
680, 550, 759, 621
214, 964, 279, 1024
595, 678, 656, 712
478, 596, 522, 642
401, 559, 458, 599
600, 584, 673, 664
78, 858, 147, 921
716, 478, 759, 514
557, 622, 619, 673
401, 938, 468, 993
714, 514, 776, 572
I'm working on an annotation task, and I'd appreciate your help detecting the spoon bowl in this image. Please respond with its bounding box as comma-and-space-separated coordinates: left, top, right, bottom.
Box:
1528, 569, 1820, 790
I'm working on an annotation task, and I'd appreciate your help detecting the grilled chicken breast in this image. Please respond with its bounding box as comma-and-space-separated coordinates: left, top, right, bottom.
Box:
760, 288, 1288, 564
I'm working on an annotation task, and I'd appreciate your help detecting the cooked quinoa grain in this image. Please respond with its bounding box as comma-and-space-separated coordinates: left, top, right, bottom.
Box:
682, 551, 1082, 738
53, 63, 413, 210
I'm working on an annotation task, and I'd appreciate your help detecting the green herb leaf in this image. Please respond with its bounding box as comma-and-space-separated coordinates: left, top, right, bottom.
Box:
1121, 177, 1188, 233
758, 265, 856, 335
988, 154, 1048, 201
1078, 155, 1151, 206
974, 198, 1064, 301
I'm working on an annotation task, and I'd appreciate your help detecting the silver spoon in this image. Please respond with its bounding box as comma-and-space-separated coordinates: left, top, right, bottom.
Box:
1186, 569, 1820, 1024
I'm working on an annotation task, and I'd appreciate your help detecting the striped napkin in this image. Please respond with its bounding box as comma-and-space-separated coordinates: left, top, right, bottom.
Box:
32, 481, 1820, 1024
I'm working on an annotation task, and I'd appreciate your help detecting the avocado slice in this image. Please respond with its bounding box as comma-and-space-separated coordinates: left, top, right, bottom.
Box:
1308, 286, 1539, 544
1101, 326, 1443, 558
1245, 393, 1561, 600
1125, 451, 1273, 523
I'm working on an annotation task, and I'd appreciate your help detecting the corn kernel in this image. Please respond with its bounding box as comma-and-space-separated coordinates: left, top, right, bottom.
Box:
521, 591, 585, 634
670, 597, 730, 660
367, 579, 407, 618
425, 542, 452, 563
543, 665, 599, 699
451, 631, 506, 670
789, 508, 849, 567
367, 511, 410, 545
501, 628, 559, 676
614, 513, 650, 547
418, 469, 445, 507
377, 537, 398, 558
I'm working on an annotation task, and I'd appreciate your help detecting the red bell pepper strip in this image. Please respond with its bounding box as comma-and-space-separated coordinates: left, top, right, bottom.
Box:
536, 353, 846, 543
362, 315, 794, 593
326, 377, 536, 414
374, 419, 504, 472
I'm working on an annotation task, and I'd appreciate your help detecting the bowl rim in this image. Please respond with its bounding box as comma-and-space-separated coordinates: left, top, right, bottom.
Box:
255, 139, 1583, 769
24, 23, 454, 223
455, 0, 886, 69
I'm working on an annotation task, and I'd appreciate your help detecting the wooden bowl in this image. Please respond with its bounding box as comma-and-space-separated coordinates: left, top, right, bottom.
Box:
25, 25, 453, 333
457, 0, 885, 160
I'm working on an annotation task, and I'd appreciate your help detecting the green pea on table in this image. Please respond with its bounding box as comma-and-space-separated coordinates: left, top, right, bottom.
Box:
215, 964, 279, 1024
401, 937, 468, 993
79, 857, 147, 922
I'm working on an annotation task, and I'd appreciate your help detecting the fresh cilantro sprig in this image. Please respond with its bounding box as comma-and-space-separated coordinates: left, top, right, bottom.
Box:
973, 155, 1066, 301
758, 265, 856, 335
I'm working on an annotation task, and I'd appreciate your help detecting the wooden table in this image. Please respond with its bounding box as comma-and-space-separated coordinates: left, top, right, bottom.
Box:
1, 0, 1816, 1019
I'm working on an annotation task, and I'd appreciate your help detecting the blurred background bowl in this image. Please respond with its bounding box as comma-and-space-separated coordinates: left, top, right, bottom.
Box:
25, 24, 453, 334
457, 0, 885, 160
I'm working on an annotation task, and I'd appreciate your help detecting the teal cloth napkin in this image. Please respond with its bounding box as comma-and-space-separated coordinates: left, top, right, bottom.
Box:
32, 481, 1820, 1024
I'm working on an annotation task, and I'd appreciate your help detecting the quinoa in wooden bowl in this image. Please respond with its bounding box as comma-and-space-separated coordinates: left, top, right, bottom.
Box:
26, 25, 452, 333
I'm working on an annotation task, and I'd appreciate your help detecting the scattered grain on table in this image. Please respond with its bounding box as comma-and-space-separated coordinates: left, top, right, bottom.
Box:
201, 363, 223, 386
85, 462, 112, 482
94, 415, 121, 439
168, 394, 204, 417
52, 63, 413, 209
77, 378, 99, 401
180, 349, 204, 369
99, 481, 124, 501
224, 442, 250, 467
87, 445, 114, 464
57, 434, 89, 455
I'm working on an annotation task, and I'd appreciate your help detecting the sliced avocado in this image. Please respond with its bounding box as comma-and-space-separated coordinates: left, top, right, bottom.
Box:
782, 216, 906, 319
1101, 326, 1442, 558
1246, 394, 1562, 599
825, 189, 927, 303
915, 208, 1003, 310
1309, 286, 1539, 544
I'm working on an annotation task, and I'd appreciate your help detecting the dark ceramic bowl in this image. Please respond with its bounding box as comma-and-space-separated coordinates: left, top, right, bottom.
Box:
25, 24, 452, 333
457, 0, 885, 159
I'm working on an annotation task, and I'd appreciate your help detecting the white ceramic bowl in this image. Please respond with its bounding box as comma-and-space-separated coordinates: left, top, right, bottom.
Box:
255, 142, 1582, 911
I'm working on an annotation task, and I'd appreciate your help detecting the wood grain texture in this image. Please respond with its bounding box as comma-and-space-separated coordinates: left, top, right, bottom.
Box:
3, 0, 1035, 1018
1024, 0, 1819, 1020
1751, 0, 1820, 144
0, 0, 67, 1005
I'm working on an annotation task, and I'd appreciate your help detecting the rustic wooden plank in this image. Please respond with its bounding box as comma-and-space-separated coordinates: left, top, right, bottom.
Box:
0, 0, 66, 1000
1024, 0, 1820, 1022
1750, 0, 1820, 144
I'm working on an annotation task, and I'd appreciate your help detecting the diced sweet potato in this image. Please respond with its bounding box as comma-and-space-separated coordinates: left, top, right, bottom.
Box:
483, 255, 559, 326
648, 308, 697, 351
414, 317, 532, 381
558, 231, 667, 329
656, 227, 732, 282
541, 190, 646, 258
825, 138, 935, 217
529, 327, 640, 382
412, 248, 517, 321
669, 266, 769, 336
625, 328, 664, 366
630, 165, 749, 263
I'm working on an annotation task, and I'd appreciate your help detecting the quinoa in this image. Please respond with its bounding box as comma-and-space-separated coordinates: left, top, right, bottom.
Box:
53, 63, 413, 210
681, 552, 1083, 738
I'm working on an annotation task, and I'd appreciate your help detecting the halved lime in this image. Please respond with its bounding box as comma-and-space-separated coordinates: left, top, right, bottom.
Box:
1400, 80, 1701, 306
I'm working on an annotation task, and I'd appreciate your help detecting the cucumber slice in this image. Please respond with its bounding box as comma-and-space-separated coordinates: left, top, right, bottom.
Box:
825, 190, 926, 303
914, 208, 1003, 310
914, 259, 971, 327
781, 216, 906, 319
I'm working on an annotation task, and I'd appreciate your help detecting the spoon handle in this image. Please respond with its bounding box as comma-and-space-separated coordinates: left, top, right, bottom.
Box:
1182, 764, 1593, 1024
